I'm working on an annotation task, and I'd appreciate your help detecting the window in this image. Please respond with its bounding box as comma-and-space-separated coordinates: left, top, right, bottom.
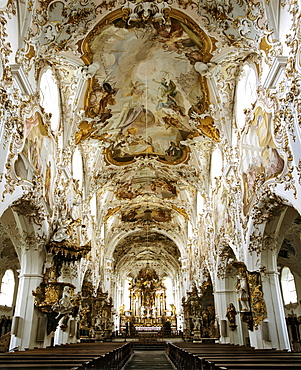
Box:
235, 64, 258, 130
39, 68, 60, 132
72, 148, 83, 190
0, 269, 15, 307
281, 267, 298, 305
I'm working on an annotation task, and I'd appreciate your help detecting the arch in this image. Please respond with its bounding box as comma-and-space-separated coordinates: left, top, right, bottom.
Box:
244, 191, 297, 350
105, 225, 186, 259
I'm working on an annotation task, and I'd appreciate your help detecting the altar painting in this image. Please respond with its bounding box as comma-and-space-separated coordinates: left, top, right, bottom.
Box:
241, 107, 284, 215
82, 16, 215, 164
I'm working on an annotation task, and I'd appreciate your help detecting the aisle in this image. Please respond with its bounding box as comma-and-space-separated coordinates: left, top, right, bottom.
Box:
124, 350, 175, 370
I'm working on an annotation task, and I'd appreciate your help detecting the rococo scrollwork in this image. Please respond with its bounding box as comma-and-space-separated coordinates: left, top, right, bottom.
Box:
0, 0, 301, 354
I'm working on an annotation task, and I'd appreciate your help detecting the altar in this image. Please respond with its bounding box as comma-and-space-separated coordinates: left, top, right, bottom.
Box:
135, 326, 162, 331
119, 265, 177, 334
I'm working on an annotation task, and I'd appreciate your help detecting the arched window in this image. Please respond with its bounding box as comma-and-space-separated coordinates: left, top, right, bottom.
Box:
235, 64, 258, 130
210, 147, 223, 188
72, 148, 83, 190
39, 68, 61, 132
162, 276, 174, 310
281, 267, 298, 305
0, 269, 15, 307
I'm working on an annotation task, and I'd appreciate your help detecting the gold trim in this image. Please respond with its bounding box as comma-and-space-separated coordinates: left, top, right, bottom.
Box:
81, 9, 214, 114
104, 206, 120, 222
104, 145, 190, 166
172, 205, 188, 219
79, 8, 213, 165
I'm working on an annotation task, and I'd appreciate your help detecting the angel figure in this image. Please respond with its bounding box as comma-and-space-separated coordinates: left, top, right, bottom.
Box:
52, 286, 74, 318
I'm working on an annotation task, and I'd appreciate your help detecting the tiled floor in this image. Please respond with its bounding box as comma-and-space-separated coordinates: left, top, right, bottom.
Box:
124, 350, 175, 369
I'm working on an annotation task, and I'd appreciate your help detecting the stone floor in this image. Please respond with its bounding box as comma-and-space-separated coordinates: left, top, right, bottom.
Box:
124, 350, 175, 369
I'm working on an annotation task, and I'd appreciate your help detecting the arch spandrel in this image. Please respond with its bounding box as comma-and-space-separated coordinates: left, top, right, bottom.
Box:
77, 9, 218, 165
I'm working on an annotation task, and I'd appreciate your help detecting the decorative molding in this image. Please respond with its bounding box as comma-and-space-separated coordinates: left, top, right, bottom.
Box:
10, 64, 34, 96
263, 56, 288, 90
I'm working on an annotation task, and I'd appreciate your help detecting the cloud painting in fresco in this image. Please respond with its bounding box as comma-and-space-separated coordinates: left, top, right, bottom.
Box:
86, 18, 206, 163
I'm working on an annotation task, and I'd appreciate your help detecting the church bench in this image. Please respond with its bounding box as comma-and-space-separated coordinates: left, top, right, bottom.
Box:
0, 342, 133, 370
166, 342, 301, 370
199, 356, 301, 364
209, 365, 301, 370
0, 365, 84, 369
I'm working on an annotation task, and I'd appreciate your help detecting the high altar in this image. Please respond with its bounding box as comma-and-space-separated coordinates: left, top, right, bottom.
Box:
120, 265, 176, 333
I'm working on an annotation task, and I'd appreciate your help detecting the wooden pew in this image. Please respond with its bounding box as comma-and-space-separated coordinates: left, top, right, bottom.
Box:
0, 341, 133, 370
166, 342, 301, 370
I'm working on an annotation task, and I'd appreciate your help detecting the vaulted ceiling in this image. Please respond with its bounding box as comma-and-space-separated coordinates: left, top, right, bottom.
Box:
3, 0, 277, 285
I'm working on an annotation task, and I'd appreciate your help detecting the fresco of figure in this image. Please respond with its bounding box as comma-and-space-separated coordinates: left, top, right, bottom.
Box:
154, 77, 185, 116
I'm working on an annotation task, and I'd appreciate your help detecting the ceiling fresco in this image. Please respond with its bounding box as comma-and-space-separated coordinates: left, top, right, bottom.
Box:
121, 205, 172, 223
113, 232, 181, 278
115, 175, 177, 200
9, 0, 276, 289
76, 11, 219, 165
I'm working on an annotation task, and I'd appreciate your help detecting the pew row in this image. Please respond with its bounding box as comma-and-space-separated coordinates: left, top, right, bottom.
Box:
0, 341, 133, 370
166, 342, 301, 370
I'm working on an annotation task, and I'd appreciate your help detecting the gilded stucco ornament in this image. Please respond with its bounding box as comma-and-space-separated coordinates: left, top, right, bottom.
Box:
247, 271, 267, 330
18, 0, 97, 66
18, 232, 47, 252
120, 0, 172, 24
297, 160, 301, 186
250, 189, 286, 227
32, 281, 78, 334
198, 0, 266, 47
10, 173, 49, 226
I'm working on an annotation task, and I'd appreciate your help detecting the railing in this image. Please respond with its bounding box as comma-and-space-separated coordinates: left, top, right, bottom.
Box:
75, 342, 133, 370
166, 342, 225, 370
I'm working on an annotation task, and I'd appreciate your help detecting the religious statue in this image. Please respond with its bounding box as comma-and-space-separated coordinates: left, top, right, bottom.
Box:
193, 317, 201, 331
52, 286, 74, 319
236, 268, 251, 312
226, 303, 237, 331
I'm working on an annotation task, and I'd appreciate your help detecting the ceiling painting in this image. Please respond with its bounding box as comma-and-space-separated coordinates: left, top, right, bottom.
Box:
241, 106, 285, 215
78, 11, 217, 165
115, 176, 177, 200
113, 232, 181, 279
121, 205, 172, 223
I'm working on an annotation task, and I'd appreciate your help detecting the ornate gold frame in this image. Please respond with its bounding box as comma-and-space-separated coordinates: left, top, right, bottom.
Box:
78, 8, 214, 165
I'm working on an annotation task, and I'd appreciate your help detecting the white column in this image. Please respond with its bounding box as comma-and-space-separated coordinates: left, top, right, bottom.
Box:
261, 271, 290, 350
215, 290, 244, 345
10, 248, 44, 351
